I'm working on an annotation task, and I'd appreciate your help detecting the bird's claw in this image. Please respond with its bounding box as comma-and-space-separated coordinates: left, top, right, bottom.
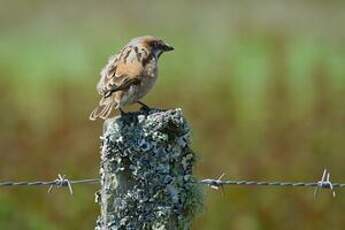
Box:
119, 108, 127, 117
137, 101, 151, 114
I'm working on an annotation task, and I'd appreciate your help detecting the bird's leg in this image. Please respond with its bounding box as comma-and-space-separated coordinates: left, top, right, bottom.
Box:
137, 101, 150, 111
118, 108, 133, 125
119, 108, 127, 116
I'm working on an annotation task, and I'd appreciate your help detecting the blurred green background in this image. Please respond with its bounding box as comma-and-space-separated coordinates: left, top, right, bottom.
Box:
0, 0, 345, 229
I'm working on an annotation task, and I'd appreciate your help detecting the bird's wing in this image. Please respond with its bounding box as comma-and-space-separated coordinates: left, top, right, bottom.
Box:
96, 45, 149, 97
103, 77, 141, 98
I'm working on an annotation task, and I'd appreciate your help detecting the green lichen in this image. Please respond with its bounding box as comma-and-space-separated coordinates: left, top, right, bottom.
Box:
95, 108, 203, 230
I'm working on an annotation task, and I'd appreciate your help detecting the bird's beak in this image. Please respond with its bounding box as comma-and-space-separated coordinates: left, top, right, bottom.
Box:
162, 43, 174, 52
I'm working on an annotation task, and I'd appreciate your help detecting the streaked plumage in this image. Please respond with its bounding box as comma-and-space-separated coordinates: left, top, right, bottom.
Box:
89, 35, 174, 120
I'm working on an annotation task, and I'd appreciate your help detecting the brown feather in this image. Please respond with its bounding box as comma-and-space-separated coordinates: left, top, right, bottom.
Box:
89, 96, 117, 120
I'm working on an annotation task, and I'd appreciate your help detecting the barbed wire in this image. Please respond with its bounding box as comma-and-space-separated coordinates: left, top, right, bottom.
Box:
199, 169, 340, 199
0, 174, 99, 195
0, 169, 342, 198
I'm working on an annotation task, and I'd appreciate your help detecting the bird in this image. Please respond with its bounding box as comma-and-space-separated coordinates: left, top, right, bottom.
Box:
89, 35, 174, 121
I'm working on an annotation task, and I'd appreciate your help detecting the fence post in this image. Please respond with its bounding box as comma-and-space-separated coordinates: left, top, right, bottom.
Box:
95, 108, 202, 230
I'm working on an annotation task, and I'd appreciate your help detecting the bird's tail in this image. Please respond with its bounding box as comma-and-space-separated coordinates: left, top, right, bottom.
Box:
89, 97, 117, 121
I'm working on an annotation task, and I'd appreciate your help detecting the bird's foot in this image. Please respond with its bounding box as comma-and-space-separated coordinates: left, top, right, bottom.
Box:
119, 108, 133, 126
119, 108, 127, 117
137, 101, 151, 114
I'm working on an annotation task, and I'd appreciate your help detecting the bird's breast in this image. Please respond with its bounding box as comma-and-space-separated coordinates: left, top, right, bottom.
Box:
136, 71, 158, 99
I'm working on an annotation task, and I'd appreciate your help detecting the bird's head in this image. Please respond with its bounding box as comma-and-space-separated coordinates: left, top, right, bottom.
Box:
130, 35, 174, 59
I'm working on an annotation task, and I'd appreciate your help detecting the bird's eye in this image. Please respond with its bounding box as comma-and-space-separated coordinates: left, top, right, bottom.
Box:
152, 41, 163, 49
151, 41, 158, 48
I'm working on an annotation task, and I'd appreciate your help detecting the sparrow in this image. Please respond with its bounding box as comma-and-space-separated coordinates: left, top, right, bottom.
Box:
89, 35, 174, 120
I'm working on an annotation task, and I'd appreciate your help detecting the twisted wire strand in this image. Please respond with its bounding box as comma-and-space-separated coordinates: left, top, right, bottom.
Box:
199, 179, 345, 188
199, 169, 340, 198
0, 179, 99, 187
2, 179, 344, 188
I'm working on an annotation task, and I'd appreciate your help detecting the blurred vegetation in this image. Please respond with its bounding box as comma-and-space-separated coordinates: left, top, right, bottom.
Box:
0, 0, 344, 229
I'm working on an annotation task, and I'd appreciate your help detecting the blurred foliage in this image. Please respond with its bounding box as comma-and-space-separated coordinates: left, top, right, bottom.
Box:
0, 0, 344, 229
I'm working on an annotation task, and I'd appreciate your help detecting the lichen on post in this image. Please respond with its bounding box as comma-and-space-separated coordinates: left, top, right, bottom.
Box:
95, 108, 202, 230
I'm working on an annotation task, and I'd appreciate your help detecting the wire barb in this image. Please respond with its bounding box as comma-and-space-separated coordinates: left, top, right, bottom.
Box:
48, 174, 73, 195
200, 172, 225, 190
314, 169, 336, 199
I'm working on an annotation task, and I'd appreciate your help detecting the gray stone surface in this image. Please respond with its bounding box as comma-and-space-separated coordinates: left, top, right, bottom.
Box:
95, 108, 202, 230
